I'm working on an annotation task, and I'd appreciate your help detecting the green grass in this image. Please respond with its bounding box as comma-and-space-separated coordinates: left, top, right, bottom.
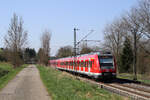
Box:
118, 73, 150, 84
0, 62, 28, 90
37, 65, 126, 100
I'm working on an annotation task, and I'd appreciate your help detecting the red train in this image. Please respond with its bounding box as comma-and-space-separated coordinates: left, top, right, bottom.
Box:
49, 52, 116, 79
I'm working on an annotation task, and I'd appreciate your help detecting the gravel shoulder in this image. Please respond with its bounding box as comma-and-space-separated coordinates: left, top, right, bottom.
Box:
0, 65, 51, 100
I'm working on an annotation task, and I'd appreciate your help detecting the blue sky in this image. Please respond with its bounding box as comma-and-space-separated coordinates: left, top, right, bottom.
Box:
0, 0, 137, 55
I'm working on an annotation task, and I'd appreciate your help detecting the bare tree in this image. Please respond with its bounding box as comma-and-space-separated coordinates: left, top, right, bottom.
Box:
37, 48, 45, 64
102, 0, 150, 80
138, 0, 150, 39
103, 19, 125, 73
122, 7, 145, 80
4, 13, 28, 68
137, 0, 150, 54
40, 29, 51, 65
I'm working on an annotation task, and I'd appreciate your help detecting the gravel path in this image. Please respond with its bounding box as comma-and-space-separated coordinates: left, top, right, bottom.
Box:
0, 65, 51, 100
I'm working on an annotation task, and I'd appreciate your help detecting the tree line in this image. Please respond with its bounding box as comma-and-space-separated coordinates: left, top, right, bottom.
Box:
55, 43, 96, 58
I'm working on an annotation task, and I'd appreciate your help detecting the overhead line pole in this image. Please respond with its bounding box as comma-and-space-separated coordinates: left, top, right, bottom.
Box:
74, 28, 79, 57
74, 28, 79, 76
73, 29, 95, 75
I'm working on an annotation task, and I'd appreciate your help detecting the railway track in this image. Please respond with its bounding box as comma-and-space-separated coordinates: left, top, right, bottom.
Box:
107, 83, 150, 100
75, 76, 150, 100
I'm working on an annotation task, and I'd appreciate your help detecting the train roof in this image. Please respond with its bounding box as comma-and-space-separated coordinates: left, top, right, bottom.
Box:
50, 51, 112, 61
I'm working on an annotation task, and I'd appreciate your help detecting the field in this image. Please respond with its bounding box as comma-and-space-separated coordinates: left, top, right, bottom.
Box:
37, 65, 126, 100
118, 73, 150, 84
0, 62, 27, 90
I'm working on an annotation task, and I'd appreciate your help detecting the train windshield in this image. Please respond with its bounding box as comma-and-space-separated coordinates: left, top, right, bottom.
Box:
99, 56, 114, 69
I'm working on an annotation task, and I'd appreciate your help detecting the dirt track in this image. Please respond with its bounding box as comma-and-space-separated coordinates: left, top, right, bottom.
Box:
0, 65, 51, 100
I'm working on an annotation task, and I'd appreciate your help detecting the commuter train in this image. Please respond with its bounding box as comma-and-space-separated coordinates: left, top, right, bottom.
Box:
49, 52, 116, 79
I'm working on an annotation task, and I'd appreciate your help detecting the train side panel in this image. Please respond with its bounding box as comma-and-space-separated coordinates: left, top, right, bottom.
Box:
49, 53, 116, 80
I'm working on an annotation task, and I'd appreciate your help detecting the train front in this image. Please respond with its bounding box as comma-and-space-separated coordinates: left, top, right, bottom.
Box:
98, 54, 116, 79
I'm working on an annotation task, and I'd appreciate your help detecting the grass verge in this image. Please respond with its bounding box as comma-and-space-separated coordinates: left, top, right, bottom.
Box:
0, 62, 28, 90
118, 73, 150, 84
37, 65, 126, 100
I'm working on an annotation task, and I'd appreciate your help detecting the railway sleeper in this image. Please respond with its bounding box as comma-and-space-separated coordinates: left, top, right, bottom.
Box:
99, 83, 149, 100
76, 76, 150, 100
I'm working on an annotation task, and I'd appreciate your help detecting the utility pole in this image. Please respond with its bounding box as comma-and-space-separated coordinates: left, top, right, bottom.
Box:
85, 39, 88, 48
73, 28, 79, 74
74, 28, 79, 56
74, 28, 76, 57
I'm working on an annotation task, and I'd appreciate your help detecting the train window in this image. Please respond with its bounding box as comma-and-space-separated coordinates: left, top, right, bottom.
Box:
83, 61, 85, 67
75, 61, 77, 66
79, 61, 81, 67
66, 62, 67, 66
87, 61, 89, 67
73, 61, 75, 66
82, 61, 84, 67
86, 61, 88, 67
78, 61, 80, 66
87, 61, 88, 67
80, 61, 83, 67
90, 61, 92, 67
99, 56, 114, 69
76, 61, 78, 66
